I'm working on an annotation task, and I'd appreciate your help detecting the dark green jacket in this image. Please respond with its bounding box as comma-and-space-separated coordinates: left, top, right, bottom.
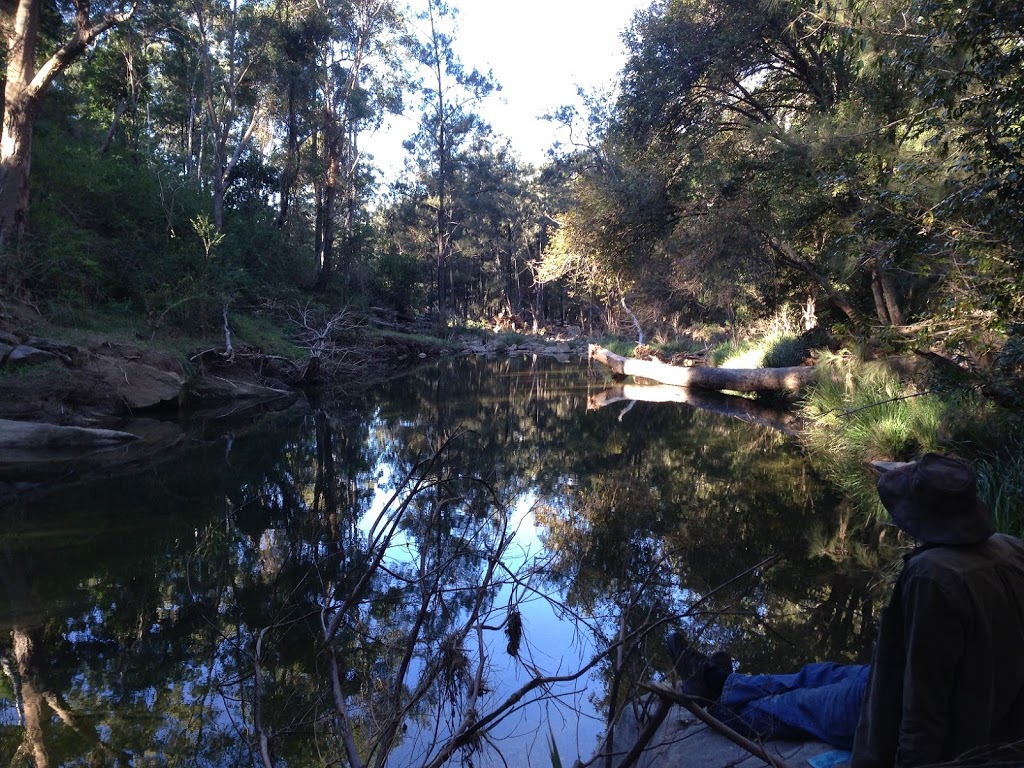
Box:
852, 533, 1024, 767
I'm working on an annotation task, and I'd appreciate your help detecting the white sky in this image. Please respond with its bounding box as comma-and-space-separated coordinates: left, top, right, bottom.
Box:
365, 0, 650, 183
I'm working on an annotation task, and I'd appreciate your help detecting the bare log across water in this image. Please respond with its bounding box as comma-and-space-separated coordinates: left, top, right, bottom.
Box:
588, 344, 817, 393
587, 384, 801, 434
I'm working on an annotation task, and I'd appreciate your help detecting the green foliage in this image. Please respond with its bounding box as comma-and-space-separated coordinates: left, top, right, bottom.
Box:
0, 358, 69, 384
14, 104, 314, 337
762, 336, 807, 368
708, 339, 763, 369
530, 0, 1024, 351
369, 251, 422, 314
651, 338, 704, 358
547, 726, 563, 768
493, 331, 527, 350
598, 338, 636, 357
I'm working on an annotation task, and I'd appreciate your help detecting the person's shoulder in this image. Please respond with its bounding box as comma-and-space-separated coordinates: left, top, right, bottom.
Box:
908, 535, 1024, 575
987, 533, 1024, 560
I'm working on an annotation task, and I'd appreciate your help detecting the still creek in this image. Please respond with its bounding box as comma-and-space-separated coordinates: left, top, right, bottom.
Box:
0, 356, 882, 766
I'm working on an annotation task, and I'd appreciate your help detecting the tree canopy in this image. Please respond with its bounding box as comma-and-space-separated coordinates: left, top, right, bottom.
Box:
0, 0, 1021, 387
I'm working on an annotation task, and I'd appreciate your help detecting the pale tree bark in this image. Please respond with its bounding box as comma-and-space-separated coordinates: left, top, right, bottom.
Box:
588, 344, 818, 393
867, 251, 904, 326
0, 0, 134, 248
313, 0, 387, 293
274, 81, 300, 228
314, 125, 341, 291
193, 0, 263, 231
13, 628, 50, 768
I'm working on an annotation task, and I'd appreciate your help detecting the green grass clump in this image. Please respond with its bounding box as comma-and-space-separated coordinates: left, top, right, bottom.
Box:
493, 331, 528, 350
655, 339, 704, 357
763, 335, 807, 368
800, 353, 949, 518
968, 417, 1024, 536
709, 339, 764, 368
598, 338, 636, 356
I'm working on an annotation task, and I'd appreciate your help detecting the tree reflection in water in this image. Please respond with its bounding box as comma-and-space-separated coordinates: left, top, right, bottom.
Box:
0, 357, 890, 766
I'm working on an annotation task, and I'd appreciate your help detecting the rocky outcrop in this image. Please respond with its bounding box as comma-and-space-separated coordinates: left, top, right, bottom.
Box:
1, 332, 189, 424
0, 418, 138, 449
0, 327, 292, 435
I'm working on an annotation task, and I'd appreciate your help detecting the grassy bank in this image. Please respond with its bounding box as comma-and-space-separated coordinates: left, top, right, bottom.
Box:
799, 352, 1024, 536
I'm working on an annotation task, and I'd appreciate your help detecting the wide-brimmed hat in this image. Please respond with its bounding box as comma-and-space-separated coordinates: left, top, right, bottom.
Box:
869, 453, 994, 545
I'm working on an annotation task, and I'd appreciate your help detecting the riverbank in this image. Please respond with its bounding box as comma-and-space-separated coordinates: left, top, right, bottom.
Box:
0, 300, 596, 499
0, 301, 592, 429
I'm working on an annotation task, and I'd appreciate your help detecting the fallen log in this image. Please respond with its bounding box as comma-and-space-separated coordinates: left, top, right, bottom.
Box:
589, 344, 816, 393
588, 383, 800, 435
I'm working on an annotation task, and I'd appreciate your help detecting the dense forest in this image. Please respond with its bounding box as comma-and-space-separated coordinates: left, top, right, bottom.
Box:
1, 0, 1023, 422
3, 2, 1024, 763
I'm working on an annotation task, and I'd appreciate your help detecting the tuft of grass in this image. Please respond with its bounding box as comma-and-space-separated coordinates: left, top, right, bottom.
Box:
0, 358, 69, 383
709, 339, 764, 368
974, 427, 1024, 536
492, 331, 528, 350
800, 353, 950, 519
597, 337, 636, 356
548, 726, 563, 768
655, 338, 704, 357
763, 335, 807, 368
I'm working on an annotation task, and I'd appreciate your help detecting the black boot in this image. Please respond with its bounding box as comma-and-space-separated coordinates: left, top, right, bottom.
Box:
667, 631, 732, 701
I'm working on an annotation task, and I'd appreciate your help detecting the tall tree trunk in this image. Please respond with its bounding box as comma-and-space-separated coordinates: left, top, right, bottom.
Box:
315, 129, 340, 292
428, 0, 448, 328
878, 261, 903, 326
275, 83, 299, 229
870, 264, 891, 324
338, 126, 358, 297
0, 0, 42, 247
0, 0, 133, 247
868, 255, 904, 326
99, 97, 128, 153
13, 627, 50, 768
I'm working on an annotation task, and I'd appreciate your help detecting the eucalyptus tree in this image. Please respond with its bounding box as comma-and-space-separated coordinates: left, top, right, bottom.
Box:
189, 0, 276, 230
537, 92, 679, 335
439, 140, 548, 320
268, 1, 331, 231
405, 0, 496, 327
897, 0, 1024, 346
311, 0, 405, 294
0, 0, 135, 248
607, 0, 878, 328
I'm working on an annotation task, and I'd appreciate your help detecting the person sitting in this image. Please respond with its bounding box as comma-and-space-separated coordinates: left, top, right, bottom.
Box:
668, 453, 1024, 767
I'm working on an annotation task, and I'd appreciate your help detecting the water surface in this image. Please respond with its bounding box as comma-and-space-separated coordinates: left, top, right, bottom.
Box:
0, 356, 878, 766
